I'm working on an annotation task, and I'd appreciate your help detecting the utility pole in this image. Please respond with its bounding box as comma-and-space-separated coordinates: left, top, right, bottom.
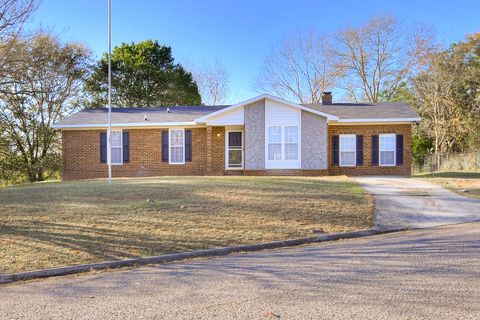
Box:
107, 0, 112, 184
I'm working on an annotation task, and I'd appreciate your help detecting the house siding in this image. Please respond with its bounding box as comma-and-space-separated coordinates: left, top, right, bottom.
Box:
301, 110, 327, 169
328, 123, 412, 176
244, 100, 265, 170
61, 128, 224, 180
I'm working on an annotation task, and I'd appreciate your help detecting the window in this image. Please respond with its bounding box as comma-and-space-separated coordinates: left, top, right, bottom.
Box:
340, 134, 356, 167
267, 126, 282, 160
284, 126, 299, 160
380, 134, 396, 166
169, 129, 185, 164
267, 125, 300, 161
110, 130, 123, 164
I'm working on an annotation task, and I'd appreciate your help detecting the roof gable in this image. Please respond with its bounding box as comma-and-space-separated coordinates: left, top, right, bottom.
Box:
194, 94, 339, 123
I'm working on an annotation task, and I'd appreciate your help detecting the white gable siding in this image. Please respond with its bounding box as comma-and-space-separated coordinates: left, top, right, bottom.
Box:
205, 107, 244, 126
265, 99, 301, 126
265, 99, 301, 169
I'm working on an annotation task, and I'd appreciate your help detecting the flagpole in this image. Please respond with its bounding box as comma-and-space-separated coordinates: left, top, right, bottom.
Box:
107, 0, 112, 184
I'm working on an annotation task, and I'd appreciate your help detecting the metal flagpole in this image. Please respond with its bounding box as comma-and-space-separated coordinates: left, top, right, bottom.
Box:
107, 0, 112, 184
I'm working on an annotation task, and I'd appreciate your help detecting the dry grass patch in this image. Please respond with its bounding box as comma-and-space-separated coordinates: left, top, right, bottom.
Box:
0, 176, 373, 274
415, 172, 480, 198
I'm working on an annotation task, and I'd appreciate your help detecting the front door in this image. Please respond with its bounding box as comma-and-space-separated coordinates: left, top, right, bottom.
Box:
226, 131, 243, 169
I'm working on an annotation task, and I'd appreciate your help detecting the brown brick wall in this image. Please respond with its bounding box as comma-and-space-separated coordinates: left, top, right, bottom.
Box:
61, 123, 413, 180
62, 127, 225, 180
327, 124, 412, 176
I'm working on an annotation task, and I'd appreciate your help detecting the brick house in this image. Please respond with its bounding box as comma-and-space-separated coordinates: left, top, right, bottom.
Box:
53, 93, 420, 180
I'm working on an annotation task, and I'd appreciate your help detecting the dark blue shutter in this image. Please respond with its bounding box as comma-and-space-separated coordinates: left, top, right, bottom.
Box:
123, 132, 129, 163
185, 130, 192, 162
371, 135, 379, 166
396, 134, 404, 165
356, 135, 364, 166
162, 131, 169, 162
332, 135, 339, 166
100, 132, 107, 163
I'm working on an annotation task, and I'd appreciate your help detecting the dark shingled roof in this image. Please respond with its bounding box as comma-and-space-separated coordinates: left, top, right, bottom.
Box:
53, 101, 420, 127
54, 105, 229, 126
302, 102, 419, 120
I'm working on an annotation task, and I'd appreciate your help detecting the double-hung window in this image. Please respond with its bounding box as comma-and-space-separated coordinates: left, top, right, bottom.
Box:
379, 134, 396, 166
169, 129, 185, 164
267, 126, 282, 160
284, 126, 299, 160
110, 130, 123, 164
339, 134, 356, 167
267, 126, 299, 161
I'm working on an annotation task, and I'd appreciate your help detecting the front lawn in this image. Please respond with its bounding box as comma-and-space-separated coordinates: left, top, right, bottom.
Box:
0, 176, 373, 274
415, 172, 480, 199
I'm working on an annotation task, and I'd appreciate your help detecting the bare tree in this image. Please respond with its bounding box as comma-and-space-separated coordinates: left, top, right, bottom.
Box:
255, 31, 338, 104
0, 34, 91, 182
0, 0, 37, 74
190, 59, 230, 105
335, 16, 435, 102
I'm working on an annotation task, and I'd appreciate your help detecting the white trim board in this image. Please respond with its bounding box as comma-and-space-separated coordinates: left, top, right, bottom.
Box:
194, 94, 339, 123
52, 122, 199, 129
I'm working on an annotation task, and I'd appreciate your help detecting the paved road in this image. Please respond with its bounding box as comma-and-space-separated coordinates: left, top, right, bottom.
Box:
1, 221, 480, 320
355, 177, 480, 230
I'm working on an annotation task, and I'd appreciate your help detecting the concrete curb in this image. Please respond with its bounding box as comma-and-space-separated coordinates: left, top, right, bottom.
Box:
0, 228, 401, 285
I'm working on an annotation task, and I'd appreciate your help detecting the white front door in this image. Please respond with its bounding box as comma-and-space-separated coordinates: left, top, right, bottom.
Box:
226, 131, 243, 169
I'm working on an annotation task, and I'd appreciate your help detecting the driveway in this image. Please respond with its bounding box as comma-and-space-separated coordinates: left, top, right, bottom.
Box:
355, 177, 480, 230
1, 222, 480, 319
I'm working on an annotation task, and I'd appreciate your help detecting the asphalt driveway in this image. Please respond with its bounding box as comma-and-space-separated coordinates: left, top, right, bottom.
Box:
1, 222, 480, 319
355, 177, 480, 230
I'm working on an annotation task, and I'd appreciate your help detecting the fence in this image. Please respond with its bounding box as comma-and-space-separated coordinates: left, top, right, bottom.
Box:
412, 151, 480, 176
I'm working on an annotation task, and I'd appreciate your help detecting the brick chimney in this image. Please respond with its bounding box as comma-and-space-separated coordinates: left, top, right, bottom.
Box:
322, 91, 332, 105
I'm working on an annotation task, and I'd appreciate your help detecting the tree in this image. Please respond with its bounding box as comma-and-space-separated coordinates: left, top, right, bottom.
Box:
0, 34, 91, 182
0, 0, 37, 85
255, 31, 338, 104
85, 40, 201, 107
335, 16, 435, 102
412, 33, 480, 160
190, 59, 230, 105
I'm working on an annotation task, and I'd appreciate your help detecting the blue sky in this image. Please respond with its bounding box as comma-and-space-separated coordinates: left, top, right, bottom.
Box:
30, 0, 479, 103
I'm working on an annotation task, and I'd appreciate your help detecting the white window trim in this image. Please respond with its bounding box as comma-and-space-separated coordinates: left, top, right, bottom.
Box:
265, 125, 301, 164
379, 133, 396, 167
108, 129, 123, 165
339, 134, 356, 167
225, 130, 244, 170
168, 128, 185, 165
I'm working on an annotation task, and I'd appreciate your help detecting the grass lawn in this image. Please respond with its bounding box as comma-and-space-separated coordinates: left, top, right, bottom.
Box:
0, 176, 373, 274
415, 171, 480, 199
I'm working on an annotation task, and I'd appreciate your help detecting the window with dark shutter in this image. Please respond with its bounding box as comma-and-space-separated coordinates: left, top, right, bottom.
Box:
185, 130, 192, 162
100, 132, 107, 163
162, 131, 169, 162
356, 135, 364, 166
371, 135, 379, 166
332, 135, 339, 166
123, 132, 129, 163
396, 134, 404, 165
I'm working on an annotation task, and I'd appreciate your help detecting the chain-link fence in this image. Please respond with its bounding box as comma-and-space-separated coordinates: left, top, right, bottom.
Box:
413, 151, 480, 176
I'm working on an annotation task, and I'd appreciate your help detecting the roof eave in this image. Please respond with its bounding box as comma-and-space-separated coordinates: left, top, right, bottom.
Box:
336, 117, 421, 123
52, 121, 199, 129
